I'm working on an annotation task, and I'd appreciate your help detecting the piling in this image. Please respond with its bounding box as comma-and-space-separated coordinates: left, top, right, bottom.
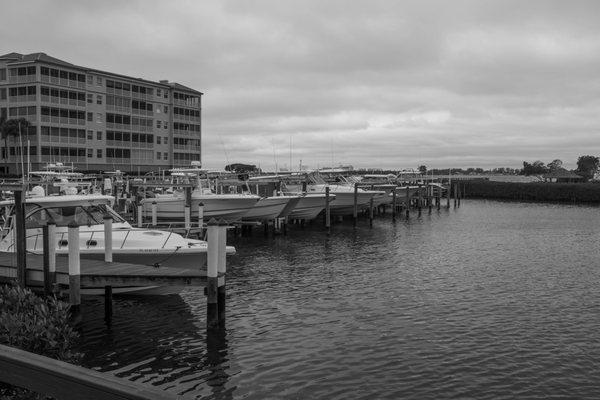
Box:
417, 184, 422, 216
206, 220, 219, 330
67, 222, 81, 316
457, 183, 461, 207
103, 214, 113, 263
42, 221, 56, 295
392, 189, 397, 220
437, 185, 441, 210
137, 205, 143, 228
353, 184, 358, 226
446, 181, 451, 209
453, 183, 457, 208
325, 187, 331, 234
151, 201, 157, 226
104, 285, 113, 326
405, 185, 410, 218
184, 187, 192, 229
14, 190, 26, 287
217, 220, 227, 328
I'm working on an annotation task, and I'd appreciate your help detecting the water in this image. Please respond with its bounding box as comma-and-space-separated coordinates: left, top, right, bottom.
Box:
76, 200, 600, 399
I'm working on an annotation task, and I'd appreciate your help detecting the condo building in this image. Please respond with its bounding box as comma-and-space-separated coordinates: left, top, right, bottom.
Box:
0, 52, 202, 174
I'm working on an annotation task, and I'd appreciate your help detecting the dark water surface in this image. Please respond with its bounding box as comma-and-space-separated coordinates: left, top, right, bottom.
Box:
76, 200, 600, 399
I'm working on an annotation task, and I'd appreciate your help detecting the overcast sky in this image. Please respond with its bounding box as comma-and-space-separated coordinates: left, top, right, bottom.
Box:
2, 0, 599, 171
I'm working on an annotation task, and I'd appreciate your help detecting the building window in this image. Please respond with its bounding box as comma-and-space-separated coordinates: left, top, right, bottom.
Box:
156, 120, 161, 128
156, 136, 161, 145
97, 131, 102, 140
163, 137, 168, 145
96, 76, 102, 85
163, 106, 168, 113
156, 151, 161, 159
87, 112, 93, 122
96, 113, 102, 123
87, 130, 93, 140
163, 121, 167, 129
87, 94, 93, 103
87, 75, 93, 85
97, 149, 102, 158
0, 69, 6, 81
163, 153, 168, 160
0, 88, 5, 100
87, 149, 93, 158
96, 95, 102, 105
157, 89, 162, 97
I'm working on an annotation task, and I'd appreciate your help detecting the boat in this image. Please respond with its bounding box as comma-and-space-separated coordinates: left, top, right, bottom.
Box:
287, 193, 332, 220
0, 189, 235, 294
139, 165, 261, 223
242, 195, 302, 221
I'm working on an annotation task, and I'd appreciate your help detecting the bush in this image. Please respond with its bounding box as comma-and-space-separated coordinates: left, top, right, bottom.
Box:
0, 284, 79, 362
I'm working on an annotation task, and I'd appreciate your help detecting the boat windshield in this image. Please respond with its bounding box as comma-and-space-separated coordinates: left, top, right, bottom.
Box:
24, 204, 125, 228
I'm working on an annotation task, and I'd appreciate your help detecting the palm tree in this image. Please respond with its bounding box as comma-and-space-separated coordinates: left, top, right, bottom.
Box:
0, 117, 31, 175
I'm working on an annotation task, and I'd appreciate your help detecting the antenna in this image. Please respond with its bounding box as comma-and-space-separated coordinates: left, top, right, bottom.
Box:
219, 135, 230, 167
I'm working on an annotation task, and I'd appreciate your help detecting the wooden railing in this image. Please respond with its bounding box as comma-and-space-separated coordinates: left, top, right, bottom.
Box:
0, 344, 182, 400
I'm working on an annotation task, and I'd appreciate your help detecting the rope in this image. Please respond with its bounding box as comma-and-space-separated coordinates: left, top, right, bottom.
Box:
152, 246, 182, 268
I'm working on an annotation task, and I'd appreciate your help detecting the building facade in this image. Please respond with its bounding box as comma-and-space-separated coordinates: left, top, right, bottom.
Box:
0, 52, 202, 174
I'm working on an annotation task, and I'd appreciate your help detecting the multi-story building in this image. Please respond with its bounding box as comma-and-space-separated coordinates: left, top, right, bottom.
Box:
0, 52, 202, 174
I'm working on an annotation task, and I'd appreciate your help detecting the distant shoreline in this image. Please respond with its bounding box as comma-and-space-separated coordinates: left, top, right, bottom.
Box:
461, 181, 600, 203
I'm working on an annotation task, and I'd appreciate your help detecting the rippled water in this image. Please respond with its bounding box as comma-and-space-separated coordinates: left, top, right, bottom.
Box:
76, 200, 600, 399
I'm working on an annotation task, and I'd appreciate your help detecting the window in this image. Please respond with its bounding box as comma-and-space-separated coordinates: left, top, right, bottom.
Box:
156, 120, 161, 128
87, 94, 93, 103
87, 149, 93, 158
0, 89, 5, 100
163, 153, 168, 160
157, 89, 162, 97
96, 76, 103, 85
87, 75, 93, 85
96, 95, 102, 105
163, 121, 167, 129
156, 152, 161, 159
97, 131, 102, 140
0, 69, 6, 81
96, 113, 102, 123
87, 112, 93, 122
163, 137, 168, 145
87, 130, 93, 140
156, 136, 161, 145
97, 149, 102, 158
163, 106, 168, 113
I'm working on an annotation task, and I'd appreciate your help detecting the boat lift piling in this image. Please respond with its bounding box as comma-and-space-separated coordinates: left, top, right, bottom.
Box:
325, 187, 331, 234
14, 190, 26, 288
42, 220, 57, 295
405, 185, 410, 219
184, 186, 192, 230
67, 222, 81, 320
392, 189, 397, 220
103, 214, 113, 263
353, 183, 359, 226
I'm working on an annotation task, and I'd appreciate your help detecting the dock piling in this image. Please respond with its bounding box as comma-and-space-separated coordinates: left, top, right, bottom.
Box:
184, 187, 192, 230
217, 220, 227, 328
198, 202, 204, 227
369, 197, 374, 227
353, 183, 358, 226
104, 285, 113, 326
151, 201, 157, 226
67, 222, 81, 316
14, 190, 26, 287
392, 189, 397, 220
405, 185, 410, 218
206, 220, 219, 331
103, 214, 113, 263
325, 187, 331, 234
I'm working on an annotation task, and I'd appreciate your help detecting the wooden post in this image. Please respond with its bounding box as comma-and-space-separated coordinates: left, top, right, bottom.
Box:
103, 214, 113, 263
67, 222, 81, 315
104, 285, 113, 326
14, 190, 26, 287
446, 181, 451, 209
184, 186, 192, 229
405, 185, 410, 218
457, 183, 461, 207
137, 204, 143, 228
325, 186, 331, 234
392, 189, 397, 220
206, 219, 219, 330
417, 184, 422, 216
151, 201, 157, 226
453, 183, 457, 208
43, 220, 57, 295
437, 184, 441, 210
198, 202, 204, 227
369, 197, 374, 227
353, 183, 358, 226
217, 220, 227, 328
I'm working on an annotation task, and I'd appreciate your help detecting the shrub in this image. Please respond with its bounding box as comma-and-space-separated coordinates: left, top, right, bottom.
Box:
0, 284, 80, 362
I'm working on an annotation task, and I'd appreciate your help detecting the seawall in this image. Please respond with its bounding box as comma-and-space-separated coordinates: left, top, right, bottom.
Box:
461, 181, 600, 203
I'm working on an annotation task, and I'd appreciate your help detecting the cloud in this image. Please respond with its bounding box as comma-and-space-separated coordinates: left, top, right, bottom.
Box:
2, 0, 600, 170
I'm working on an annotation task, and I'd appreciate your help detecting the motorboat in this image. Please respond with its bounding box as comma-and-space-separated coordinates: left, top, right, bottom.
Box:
242, 195, 302, 221
139, 165, 261, 223
0, 189, 235, 294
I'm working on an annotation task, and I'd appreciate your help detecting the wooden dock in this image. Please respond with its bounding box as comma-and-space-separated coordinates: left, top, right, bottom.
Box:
0, 252, 207, 290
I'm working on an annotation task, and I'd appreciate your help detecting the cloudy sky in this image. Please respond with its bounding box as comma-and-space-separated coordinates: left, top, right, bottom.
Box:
2, 0, 600, 171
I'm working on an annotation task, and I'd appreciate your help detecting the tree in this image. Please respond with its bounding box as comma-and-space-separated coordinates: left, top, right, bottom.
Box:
0, 118, 31, 175
418, 165, 427, 174
522, 160, 548, 176
547, 159, 563, 172
225, 163, 259, 174
576, 155, 599, 181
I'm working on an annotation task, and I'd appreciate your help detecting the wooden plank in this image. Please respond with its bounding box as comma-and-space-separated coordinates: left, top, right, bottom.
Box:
0, 344, 182, 400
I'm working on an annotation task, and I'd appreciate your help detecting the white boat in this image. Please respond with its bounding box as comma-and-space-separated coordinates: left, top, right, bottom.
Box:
140, 165, 261, 222
242, 195, 301, 221
0, 190, 235, 294
287, 193, 331, 220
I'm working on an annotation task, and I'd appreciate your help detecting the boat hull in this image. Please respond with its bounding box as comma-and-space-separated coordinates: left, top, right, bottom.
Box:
141, 195, 260, 222
287, 194, 328, 220
242, 196, 300, 221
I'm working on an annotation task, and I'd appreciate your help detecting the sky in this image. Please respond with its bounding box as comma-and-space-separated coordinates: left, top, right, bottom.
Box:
2, 0, 600, 171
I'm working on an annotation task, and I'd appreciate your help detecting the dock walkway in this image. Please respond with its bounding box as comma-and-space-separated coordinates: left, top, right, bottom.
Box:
0, 253, 207, 290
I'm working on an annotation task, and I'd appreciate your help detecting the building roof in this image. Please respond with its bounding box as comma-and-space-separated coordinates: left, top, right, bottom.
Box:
0, 51, 202, 96
542, 168, 584, 180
